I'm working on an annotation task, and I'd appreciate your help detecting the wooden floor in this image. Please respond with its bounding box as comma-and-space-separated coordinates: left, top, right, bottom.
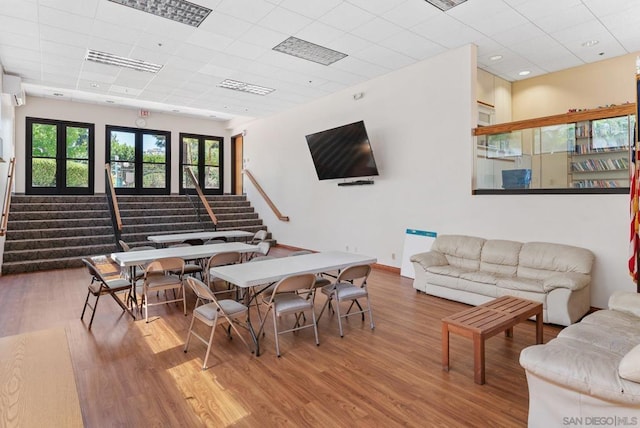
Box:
0, 246, 561, 427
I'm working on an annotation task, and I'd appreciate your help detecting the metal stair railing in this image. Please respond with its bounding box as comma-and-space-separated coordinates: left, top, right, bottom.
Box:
185, 167, 218, 230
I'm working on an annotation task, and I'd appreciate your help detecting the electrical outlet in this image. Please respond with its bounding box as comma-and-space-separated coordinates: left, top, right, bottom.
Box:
345, 245, 349, 252
391, 253, 396, 260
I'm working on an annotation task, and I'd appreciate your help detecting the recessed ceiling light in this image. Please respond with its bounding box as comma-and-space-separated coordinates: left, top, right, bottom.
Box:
85, 49, 163, 73
90, 83, 99, 88
107, 0, 212, 27
581, 40, 599, 47
489, 55, 503, 61
424, 0, 468, 11
518, 70, 531, 76
273, 37, 347, 66
217, 79, 275, 96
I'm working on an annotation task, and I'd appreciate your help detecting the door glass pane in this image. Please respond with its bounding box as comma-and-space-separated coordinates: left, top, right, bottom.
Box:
183, 137, 199, 164
205, 166, 219, 189
143, 134, 166, 163
112, 161, 135, 188
183, 165, 198, 188
66, 126, 89, 159
32, 123, 57, 158
32, 158, 56, 187
204, 139, 219, 167
143, 163, 166, 188
67, 160, 89, 187
110, 131, 135, 162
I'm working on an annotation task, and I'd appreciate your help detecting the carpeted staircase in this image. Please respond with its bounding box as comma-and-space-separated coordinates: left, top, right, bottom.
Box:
2, 194, 270, 275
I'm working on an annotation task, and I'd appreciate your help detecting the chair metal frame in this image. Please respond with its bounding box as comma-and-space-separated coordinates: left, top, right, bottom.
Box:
204, 251, 242, 298
319, 264, 375, 337
81, 258, 135, 329
140, 257, 186, 323
184, 277, 253, 369
258, 273, 320, 357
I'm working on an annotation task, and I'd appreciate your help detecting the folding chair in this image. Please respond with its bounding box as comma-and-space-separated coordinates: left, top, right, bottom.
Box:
140, 257, 186, 323
81, 258, 135, 329
259, 273, 319, 357
204, 251, 242, 298
319, 264, 375, 337
184, 277, 253, 369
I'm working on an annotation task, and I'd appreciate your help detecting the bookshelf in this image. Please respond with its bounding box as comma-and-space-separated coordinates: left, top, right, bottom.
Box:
569, 117, 633, 189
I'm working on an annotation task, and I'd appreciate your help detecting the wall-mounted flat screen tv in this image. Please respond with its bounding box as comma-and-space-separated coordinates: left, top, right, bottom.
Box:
305, 120, 379, 180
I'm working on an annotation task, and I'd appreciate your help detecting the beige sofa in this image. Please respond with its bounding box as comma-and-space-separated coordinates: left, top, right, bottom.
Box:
410, 235, 594, 326
520, 291, 640, 426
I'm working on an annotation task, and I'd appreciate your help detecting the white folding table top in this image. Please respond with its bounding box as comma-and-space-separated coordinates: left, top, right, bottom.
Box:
210, 251, 377, 288
147, 230, 254, 244
111, 242, 259, 267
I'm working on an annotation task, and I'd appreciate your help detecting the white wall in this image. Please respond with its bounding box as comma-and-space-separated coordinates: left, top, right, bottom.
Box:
14, 98, 231, 194
236, 45, 633, 309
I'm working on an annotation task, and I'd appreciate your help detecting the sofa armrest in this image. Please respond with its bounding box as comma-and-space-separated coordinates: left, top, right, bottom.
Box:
543, 272, 591, 292
609, 291, 640, 318
410, 251, 448, 270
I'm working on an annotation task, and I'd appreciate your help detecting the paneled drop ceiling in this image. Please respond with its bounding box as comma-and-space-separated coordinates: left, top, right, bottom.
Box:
0, 0, 638, 121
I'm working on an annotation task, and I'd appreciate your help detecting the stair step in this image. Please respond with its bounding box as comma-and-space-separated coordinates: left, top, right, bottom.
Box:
3, 194, 269, 274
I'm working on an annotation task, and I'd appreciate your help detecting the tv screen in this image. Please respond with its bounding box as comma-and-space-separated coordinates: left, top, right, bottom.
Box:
305, 120, 379, 180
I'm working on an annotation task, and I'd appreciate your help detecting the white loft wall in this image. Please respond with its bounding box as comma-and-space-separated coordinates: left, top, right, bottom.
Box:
13, 98, 231, 194
236, 45, 632, 309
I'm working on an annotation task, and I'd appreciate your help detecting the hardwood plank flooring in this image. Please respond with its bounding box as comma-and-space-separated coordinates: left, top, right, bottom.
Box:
0, 246, 561, 427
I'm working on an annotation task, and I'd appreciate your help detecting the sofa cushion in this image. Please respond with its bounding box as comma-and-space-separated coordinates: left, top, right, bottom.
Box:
619, 344, 640, 383
520, 337, 640, 404
497, 277, 544, 293
543, 272, 591, 292
609, 291, 640, 318
479, 239, 522, 276
581, 309, 640, 333
460, 271, 499, 285
517, 242, 594, 280
558, 321, 640, 356
431, 235, 484, 270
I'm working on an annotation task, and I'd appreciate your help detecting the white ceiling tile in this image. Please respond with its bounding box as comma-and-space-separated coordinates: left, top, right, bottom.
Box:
0, 31, 40, 51
90, 20, 142, 48
39, 25, 90, 48
352, 45, 414, 70
186, 30, 235, 52
327, 33, 371, 55
0, 15, 39, 36
0, 0, 38, 21
38, 0, 98, 18
330, 56, 390, 79
293, 21, 345, 46
411, 14, 485, 49
490, 23, 547, 48
318, 3, 375, 32
86, 37, 132, 58
347, 0, 406, 15
216, 0, 276, 23
383, 1, 440, 29
37, 6, 94, 34
378, 31, 446, 60
509, 0, 582, 21
534, 4, 596, 34
198, 12, 253, 39
78, 70, 118, 85
93, 0, 156, 30
350, 18, 405, 44
0, 46, 40, 63
279, 0, 343, 20
223, 40, 268, 60
239, 26, 288, 49
40, 41, 86, 61
257, 7, 313, 33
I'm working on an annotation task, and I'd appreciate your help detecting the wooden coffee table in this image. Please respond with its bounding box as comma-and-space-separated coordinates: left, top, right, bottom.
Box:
442, 296, 543, 384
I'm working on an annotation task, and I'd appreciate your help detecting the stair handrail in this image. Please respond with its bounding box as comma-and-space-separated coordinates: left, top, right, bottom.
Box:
104, 163, 123, 243
242, 169, 289, 222
185, 167, 218, 228
0, 157, 16, 236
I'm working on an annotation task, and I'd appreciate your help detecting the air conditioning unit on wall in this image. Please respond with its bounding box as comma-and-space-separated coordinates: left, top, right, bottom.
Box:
2, 74, 26, 106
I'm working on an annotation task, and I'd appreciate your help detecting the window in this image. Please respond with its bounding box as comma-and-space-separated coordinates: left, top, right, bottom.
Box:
179, 133, 223, 195
107, 126, 170, 194
26, 117, 94, 195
